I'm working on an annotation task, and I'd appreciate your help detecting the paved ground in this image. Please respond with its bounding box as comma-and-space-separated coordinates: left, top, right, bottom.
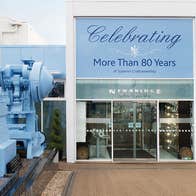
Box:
69, 168, 196, 196
33, 162, 196, 196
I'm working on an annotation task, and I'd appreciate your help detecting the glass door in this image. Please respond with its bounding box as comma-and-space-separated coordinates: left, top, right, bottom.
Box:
113, 101, 157, 161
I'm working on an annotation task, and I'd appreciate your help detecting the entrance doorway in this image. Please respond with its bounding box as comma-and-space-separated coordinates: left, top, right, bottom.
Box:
113, 101, 157, 161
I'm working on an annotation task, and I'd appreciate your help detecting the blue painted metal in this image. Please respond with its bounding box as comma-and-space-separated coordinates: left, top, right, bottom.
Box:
0, 60, 53, 161
0, 88, 16, 177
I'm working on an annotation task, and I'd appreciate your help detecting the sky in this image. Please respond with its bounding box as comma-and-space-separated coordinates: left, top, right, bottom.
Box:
0, 0, 66, 44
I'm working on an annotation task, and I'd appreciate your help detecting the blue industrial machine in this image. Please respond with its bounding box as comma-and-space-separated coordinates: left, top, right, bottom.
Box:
0, 89, 16, 177
0, 60, 53, 172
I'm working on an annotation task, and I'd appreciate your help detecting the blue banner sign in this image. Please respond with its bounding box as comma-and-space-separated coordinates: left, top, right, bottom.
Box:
76, 79, 193, 99
76, 18, 193, 78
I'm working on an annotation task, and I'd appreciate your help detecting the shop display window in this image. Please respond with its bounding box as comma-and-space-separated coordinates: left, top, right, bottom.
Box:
76, 101, 112, 160
159, 101, 193, 160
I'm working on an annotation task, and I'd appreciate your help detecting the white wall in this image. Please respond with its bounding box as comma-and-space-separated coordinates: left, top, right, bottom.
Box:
66, 0, 196, 162
0, 17, 45, 44
71, 1, 196, 16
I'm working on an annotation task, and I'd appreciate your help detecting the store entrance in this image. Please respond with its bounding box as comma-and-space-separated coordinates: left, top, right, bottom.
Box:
113, 101, 157, 161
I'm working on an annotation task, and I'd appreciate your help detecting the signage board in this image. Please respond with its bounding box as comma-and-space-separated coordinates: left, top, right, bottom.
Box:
76, 18, 193, 78
76, 79, 193, 99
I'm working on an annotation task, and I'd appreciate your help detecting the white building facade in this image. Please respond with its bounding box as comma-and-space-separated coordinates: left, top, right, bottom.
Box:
0, 17, 45, 44
66, 0, 196, 163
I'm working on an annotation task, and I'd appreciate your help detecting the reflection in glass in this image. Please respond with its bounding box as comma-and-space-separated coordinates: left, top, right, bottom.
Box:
35, 103, 41, 131
159, 101, 193, 160
76, 101, 112, 160
43, 101, 66, 158
48, 81, 65, 97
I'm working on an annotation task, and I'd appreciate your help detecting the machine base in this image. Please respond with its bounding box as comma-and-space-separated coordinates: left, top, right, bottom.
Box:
0, 140, 16, 177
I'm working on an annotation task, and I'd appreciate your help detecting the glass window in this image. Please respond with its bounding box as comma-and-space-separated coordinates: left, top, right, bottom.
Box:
43, 101, 66, 159
35, 103, 41, 131
48, 80, 65, 97
159, 101, 193, 160
87, 102, 111, 118
76, 101, 112, 160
